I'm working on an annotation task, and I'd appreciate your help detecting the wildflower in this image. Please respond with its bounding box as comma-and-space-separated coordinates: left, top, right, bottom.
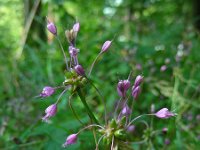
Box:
117, 80, 130, 97
134, 75, 143, 87
164, 138, 170, 145
101, 40, 112, 53
40, 86, 55, 97
160, 65, 167, 72
63, 133, 78, 147
42, 104, 57, 122
155, 108, 175, 119
127, 125, 135, 133
73, 22, 80, 32
121, 105, 132, 117
69, 46, 79, 57
74, 65, 85, 76
162, 127, 168, 134
47, 20, 57, 35
131, 86, 141, 99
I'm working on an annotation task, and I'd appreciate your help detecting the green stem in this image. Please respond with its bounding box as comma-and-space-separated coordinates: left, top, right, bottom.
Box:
77, 88, 100, 125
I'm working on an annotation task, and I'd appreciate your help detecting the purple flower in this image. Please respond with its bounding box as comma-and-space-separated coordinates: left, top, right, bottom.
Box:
127, 125, 135, 133
134, 75, 143, 87
162, 127, 168, 134
131, 86, 141, 99
63, 133, 78, 147
160, 65, 167, 72
164, 138, 170, 145
40, 86, 55, 97
74, 65, 85, 76
117, 80, 130, 97
69, 46, 79, 57
121, 105, 132, 116
47, 21, 57, 35
42, 104, 57, 122
101, 40, 112, 53
136, 64, 142, 70
155, 108, 175, 119
73, 22, 80, 32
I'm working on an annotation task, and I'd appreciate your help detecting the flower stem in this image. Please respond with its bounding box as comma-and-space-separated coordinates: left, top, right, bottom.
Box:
77, 88, 100, 125
88, 53, 102, 76
127, 114, 154, 127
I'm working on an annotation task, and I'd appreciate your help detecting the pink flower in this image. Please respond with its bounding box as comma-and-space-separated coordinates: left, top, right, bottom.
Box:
42, 104, 57, 122
155, 108, 175, 119
134, 75, 143, 87
117, 80, 130, 97
73, 22, 80, 32
101, 40, 112, 53
40, 86, 55, 97
131, 86, 141, 99
63, 133, 78, 147
74, 65, 85, 76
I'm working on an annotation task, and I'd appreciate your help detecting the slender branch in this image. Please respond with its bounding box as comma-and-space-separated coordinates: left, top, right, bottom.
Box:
88, 53, 102, 76
55, 87, 69, 104
56, 36, 69, 70
86, 77, 107, 124
96, 134, 106, 150
68, 92, 84, 125
127, 114, 154, 127
77, 124, 104, 134
77, 88, 100, 125
111, 136, 114, 150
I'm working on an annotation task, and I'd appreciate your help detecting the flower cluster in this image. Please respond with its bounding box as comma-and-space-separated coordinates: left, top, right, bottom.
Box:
36, 19, 176, 149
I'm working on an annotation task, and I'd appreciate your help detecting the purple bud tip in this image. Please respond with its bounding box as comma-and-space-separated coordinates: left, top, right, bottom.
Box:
42, 104, 57, 122
101, 40, 112, 52
134, 75, 143, 87
47, 21, 57, 35
164, 138, 170, 145
131, 86, 141, 99
155, 108, 175, 119
40, 86, 55, 97
162, 127, 168, 134
121, 105, 132, 116
63, 133, 78, 147
73, 22, 80, 32
117, 80, 130, 97
127, 125, 135, 133
160, 65, 167, 72
74, 65, 85, 76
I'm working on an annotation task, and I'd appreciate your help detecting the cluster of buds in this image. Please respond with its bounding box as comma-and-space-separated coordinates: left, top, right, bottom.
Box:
36, 19, 177, 149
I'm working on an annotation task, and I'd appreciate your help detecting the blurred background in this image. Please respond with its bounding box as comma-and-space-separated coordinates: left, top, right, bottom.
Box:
0, 0, 200, 149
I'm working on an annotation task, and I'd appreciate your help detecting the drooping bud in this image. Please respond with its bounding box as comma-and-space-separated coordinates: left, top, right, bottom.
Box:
160, 65, 167, 72
47, 20, 57, 35
155, 108, 175, 119
74, 65, 85, 76
134, 75, 143, 87
73, 22, 80, 32
121, 105, 132, 117
42, 104, 57, 122
63, 133, 78, 147
127, 125, 135, 133
117, 80, 130, 97
101, 40, 112, 53
40, 86, 55, 97
131, 86, 141, 99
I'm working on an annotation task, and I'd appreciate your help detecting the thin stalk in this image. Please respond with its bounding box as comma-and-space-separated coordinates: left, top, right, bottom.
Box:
77, 124, 104, 134
86, 77, 107, 124
68, 93, 84, 125
96, 134, 106, 150
55, 88, 69, 104
111, 136, 114, 150
114, 97, 123, 118
88, 53, 102, 76
77, 88, 100, 125
127, 114, 154, 127
56, 36, 69, 70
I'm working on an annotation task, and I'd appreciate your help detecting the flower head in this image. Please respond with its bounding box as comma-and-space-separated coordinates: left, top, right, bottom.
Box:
40, 86, 55, 97
155, 108, 175, 119
47, 20, 57, 35
134, 75, 143, 87
69, 46, 79, 57
73, 22, 80, 32
121, 105, 132, 117
74, 65, 85, 76
117, 80, 130, 97
131, 86, 141, 99
42, 104, 57, 122
127, 125, 135, 133
160, 65, 167, 72
101, 40, 112, 53
63, 133, 78, 147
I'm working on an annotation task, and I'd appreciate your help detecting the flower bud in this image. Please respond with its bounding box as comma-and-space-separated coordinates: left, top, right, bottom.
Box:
63, 133, 78, 147
117, 80, 130, 97
162, 127, 168, 134
131, 86, 141, 99
47, 21, 57, 35
69, 46, 79, 57
155, 108, 175, 119
42, 104, 57, 122
160, 65, 167, 72
134, 75, 143, 87
74, 65, 85, 76
40, 86, 55, 97
101, 40, 112, 53
121, 105, 132, 117
164, 138, 170, 145
127, 125, 135, 133
73, 22, 80, 32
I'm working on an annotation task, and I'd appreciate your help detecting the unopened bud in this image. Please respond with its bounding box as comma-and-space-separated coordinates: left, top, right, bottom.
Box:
47, 20, 57, 35
74, 65, 85, 76
63, 133, 78, 147
101, 40, 112, 53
